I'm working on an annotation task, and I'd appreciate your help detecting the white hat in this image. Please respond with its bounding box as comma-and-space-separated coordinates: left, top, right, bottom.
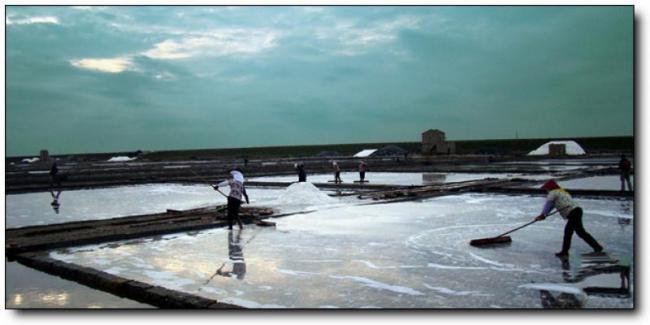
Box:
230, 170, 245, 183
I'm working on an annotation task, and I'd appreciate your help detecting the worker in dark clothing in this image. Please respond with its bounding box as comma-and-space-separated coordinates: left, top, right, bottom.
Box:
535, 180, 603, 258
214, 169, 249, 230
296, 163, 307, 182
618, 155, 633, 191
50, 162, 60, 187
333, 162, 342, 183
359, 161, 367, 182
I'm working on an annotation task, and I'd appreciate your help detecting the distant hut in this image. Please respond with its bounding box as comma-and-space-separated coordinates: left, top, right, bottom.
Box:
421, 129, 456, 155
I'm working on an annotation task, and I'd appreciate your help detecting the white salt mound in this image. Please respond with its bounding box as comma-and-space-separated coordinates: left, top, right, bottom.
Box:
353, 149, 377, 157
275, 182, 336, 206
108, 156, 136, 162
528, 141, 586, 156
22, 157, 40, 163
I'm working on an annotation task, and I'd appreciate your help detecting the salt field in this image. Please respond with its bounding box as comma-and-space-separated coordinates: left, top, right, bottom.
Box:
5, 184, 289, 228
525, 175, 634, 191
545, 176, 633, 191
48, 192, 633, 309
249, 172, 552, 186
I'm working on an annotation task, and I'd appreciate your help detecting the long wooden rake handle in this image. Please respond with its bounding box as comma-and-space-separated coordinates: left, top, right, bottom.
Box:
494, 209, 561, 238
189, 169, 228, 198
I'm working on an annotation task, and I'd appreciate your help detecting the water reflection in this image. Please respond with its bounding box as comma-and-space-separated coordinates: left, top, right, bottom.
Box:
50, 189, 62, 214
617, 201, 632, 230
422, 173, 446, 185
206, 229, 247, 283
539, 289, 583, 309
561, 254, 630, 297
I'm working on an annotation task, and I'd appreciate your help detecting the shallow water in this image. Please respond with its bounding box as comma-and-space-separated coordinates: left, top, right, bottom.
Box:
5, 261, 152, 309
548, 176, 634, 191
49, 193, 634, 309
5, 184, 288, 228
249, 172, 551, 186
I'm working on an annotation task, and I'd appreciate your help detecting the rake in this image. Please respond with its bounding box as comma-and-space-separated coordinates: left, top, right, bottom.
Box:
469, 209, 560, 246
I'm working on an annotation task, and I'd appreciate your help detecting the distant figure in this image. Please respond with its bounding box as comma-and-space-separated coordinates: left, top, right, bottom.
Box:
618, 154, 632, 191
216, 229, 246, 280
49, 162, 60, 187
243, 157, 249, 167
296, 163, 307, 182
50, 189, 62, 214
535, 180, 603, 258
358, 161, 367, 182
333, 162, 342, 183
214, 169, 249, 230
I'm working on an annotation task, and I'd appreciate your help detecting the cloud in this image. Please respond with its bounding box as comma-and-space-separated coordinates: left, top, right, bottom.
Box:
302, 7, 325, 13
141, 28, 279, 60
70, 57, 135, 73
71, 6, 108, 11
6, 15, 60, 25
315, 15, 421, 56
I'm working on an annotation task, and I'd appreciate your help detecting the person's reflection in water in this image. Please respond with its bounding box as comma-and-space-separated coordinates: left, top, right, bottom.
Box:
539, 289, 583, 309
50, 189, 62, 214
617, 201, 632, 230
558, 251, 630, 298
216, 229, 246, 280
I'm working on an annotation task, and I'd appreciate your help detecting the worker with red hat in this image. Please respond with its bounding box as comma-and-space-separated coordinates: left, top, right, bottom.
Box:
535, 179, 603, 258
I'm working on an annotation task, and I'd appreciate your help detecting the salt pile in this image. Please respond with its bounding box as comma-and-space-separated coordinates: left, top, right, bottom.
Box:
275, 182, 336, 206
22, 157, 40, 163
528, 141, 586, 156
107, 156, 136, 162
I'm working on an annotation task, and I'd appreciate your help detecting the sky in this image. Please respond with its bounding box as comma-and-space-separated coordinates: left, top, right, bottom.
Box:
5, 6, 633, 156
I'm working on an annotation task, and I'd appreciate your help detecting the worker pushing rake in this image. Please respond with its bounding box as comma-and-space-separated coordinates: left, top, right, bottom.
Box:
470, 180, 604, 259
190, 168, 249, 230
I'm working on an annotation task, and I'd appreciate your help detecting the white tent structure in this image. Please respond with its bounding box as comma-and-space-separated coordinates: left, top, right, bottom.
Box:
353, 149, 377, 157
527, 141, 586, 156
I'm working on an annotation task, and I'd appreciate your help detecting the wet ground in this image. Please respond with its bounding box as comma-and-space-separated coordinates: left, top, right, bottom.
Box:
526, 175, 634, 191
47, 193, 633, 309
6, 161, 633, 309
5, 261, 153, 309
5, 184, 288, 228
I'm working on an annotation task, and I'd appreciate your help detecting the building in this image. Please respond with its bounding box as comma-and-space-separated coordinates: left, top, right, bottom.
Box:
548, 143, 567, 157
421, 129, 456, 155
40, 149, 50, 162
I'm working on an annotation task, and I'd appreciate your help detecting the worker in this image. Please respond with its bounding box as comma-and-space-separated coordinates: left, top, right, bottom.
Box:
333, 161, 342, 183
535, 180, 603, 258
49, 161, 60, 187
296, 162, 307, 182
214, 169, 249, 230
359, 160, 367, 182
618, 154, 633, 191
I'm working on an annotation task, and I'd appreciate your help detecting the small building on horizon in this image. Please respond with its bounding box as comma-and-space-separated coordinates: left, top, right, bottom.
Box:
421, 129, 456, 155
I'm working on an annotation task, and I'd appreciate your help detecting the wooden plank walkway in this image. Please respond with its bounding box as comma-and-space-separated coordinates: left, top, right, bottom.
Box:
6, 206, 274, 256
